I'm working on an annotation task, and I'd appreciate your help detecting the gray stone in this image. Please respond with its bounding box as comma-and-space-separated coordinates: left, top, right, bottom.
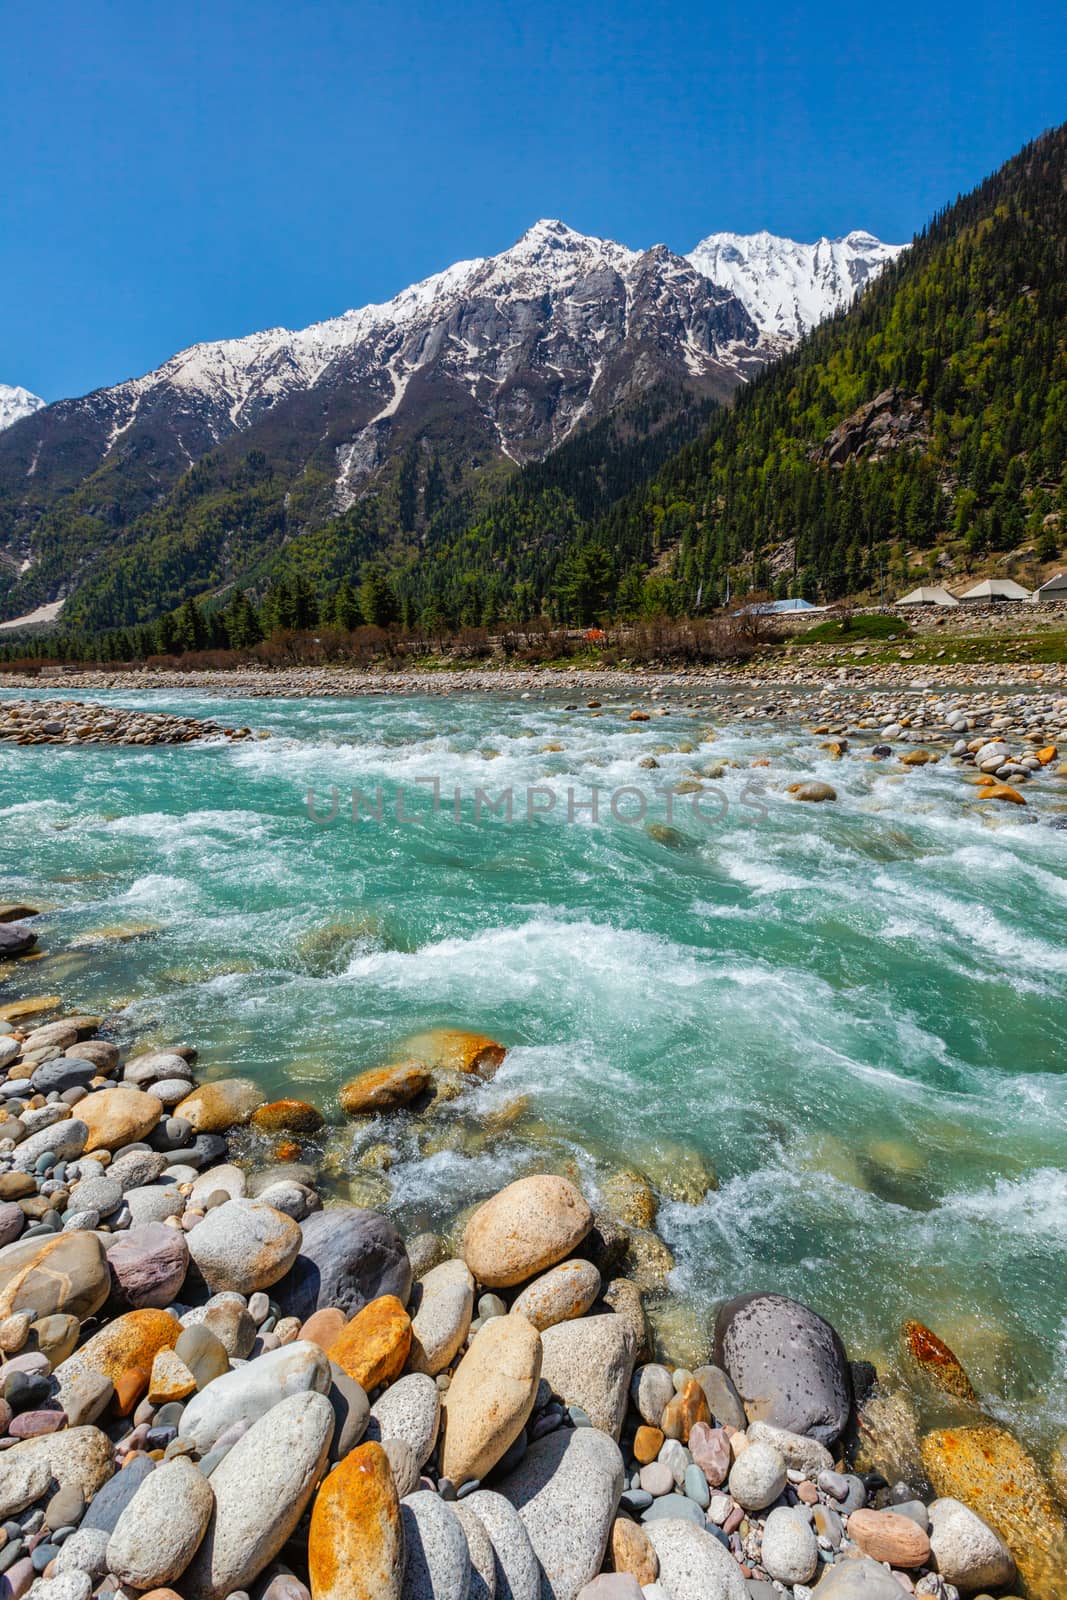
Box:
454, 1491, 540, 1600
10, 1122, 87, 1173
22, 1575, 90, 1600
106, 1456, 214, 1588
691, 1365, 746, 1431
539, 1315, 635, 1439
927, 1497, 1015, 1592
108, 1150, 169, 1192
409, 1260, 474, 1377
0, 1452, 52, 1517
639, 1463, 673, 1497
640, 1495, 704, 1527
30, 1061, 98, 1097
325, 1362, 369, 1463
274, 1205, 412, 1322
0, 1203, 23, 1250
576, 1581, 642, 1600
453, 1502, 497, 1600
807, 1556, 910, 1598
4, 1427, 113, 1502
178, 1339, 331, 1453
745, 1421, 834, 1478
630, 1365, 673, 1429
183, 1297, 256, 1359
384, 1437, 420, 1498
106, 1222, 190, 1308
727, 1442, 786, 1512
189, 1165, 247, 1207
51, 1527, 110, 1579
682, 1464, 709, 1509
52, 1368, 113, 1428
80, 1456, 154, 1535
713, 1293, 851, 1446
186, 1199, 301, 1296
123, 1183, 184, 1226
175, 1323, 231, 1390
643, 1520, 747, 1600
124, 1052, 195, 1088
181, 1389, 334, 1600
252, 1181, 319, 1222
759, 1506, 818, 1586
368, 1373, 440, 1468
401, 1490, 471, 1600
492, 1426, 623, 1600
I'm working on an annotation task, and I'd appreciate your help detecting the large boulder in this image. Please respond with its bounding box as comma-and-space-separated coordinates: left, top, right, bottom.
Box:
441, 1314, 541, 1486
182, 1390, 334, 1600
275, 1206, 411, 1322
179, 1340, 331, 1453
174, 1077, 265, 1133
309, 1440, 403, 1600
713, 1292, 851, 1445
0, 1231, 110, 1322
186, 1199, 301, 1295
492, 1426, 623, 1600
463, 1177, 593, 1289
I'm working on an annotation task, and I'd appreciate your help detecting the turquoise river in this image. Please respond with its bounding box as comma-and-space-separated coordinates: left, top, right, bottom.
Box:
2, 686, 1066, 1453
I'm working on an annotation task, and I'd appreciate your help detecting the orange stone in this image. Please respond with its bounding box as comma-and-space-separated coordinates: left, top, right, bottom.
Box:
847, 1508, 931, 1568
978, 782, 1026, 805
309, 1440, 403, 1600
64, 1309, 181, 1414
326, 1295, 411, 1390
661, 1378, 710, 1444
922, 1424, 1065, 1596
339, 1063, 431, 1116
902, 1319, 978, 1403
274, 1140, 302, 1163
610, 1516, 658, 1584
901, 749, 936, 766
629, 711, 650, 722
250, 1098, 325, 1134
301, 1307, 347, 1352
1037, 745, 1058, 764
634, 1425, 664, 1464
402, 1029, 507, 1077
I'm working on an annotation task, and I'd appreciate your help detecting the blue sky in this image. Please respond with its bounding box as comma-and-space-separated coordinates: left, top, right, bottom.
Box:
3, 0, 1065, 401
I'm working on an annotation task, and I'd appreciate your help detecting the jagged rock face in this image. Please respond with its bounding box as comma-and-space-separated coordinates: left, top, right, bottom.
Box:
813, 388, 929, 466
0, 222, 763, 523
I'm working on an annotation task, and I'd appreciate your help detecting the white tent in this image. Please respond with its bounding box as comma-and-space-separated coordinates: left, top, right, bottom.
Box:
898, 585, 959, 607
1032, 571, 1067, 602
958, 578, 1033, 602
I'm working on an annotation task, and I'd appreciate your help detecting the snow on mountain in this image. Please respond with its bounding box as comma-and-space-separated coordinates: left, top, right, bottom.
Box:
0, 385, 45, 432
686, 229, 905, 347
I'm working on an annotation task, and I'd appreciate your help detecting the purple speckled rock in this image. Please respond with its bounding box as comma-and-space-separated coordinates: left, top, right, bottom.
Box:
713, 1292, 852, 1446
106, 1223, 189, 1309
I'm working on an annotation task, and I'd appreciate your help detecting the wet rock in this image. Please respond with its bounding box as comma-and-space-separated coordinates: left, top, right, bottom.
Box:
927, 1496, 1016, 1593
339, 1064, 431, 1116
463, 1177, 593, 1289
250, 1100, 324, 1135
902, 1319, 978, 1403
174, 1078, 265, 1133
714, 1292, 851, 1445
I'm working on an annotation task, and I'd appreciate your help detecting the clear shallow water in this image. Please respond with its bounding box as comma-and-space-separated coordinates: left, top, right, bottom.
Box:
3, 687, 1067, 1447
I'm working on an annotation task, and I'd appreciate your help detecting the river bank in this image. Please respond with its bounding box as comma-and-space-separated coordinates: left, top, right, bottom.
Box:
0, 957, 1062, 1598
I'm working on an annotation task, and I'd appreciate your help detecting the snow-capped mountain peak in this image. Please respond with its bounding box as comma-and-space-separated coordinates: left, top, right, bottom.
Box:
0, 384, 45, 432
686, 228, 905, 346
